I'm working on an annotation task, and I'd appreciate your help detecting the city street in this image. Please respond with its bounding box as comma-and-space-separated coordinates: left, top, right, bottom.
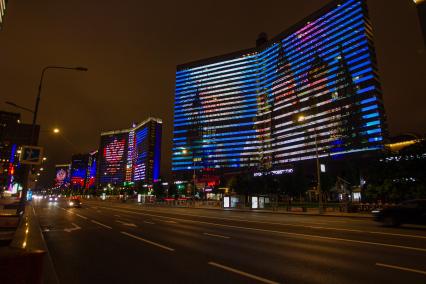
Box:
32, 198, 426, 284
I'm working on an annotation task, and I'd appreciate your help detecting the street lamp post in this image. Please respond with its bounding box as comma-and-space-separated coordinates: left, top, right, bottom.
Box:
18, 66, 88, 214
297, 113, 323, 214
182, 148, 197, 197
31, 66, 88, 143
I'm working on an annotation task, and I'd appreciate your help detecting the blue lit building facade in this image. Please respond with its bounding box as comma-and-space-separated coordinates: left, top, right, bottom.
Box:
97, 118, 162, 188
173, 0, 387, 176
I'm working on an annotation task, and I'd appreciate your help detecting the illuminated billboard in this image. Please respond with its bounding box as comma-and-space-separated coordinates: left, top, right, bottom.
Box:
172, 0, 386, 172
98, 132, 128, 185
55, 164, 70, 188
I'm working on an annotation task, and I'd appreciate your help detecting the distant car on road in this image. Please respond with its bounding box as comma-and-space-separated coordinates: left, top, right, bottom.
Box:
372, 199, 426, 227
68, 198, 82, 208
48, 196, 58, 203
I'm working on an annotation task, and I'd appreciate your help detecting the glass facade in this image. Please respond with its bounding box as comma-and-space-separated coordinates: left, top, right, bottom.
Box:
173, 0, 386, 172
97, 118, 162, 187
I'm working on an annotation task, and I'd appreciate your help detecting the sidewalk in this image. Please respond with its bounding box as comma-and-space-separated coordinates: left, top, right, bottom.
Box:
0, 203, 59, 284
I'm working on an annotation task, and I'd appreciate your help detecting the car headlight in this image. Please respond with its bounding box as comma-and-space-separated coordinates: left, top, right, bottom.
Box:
49, 197, 53, 201
69, 202, 74, 206
372, 210, 381, 214
55, 197, 58, 201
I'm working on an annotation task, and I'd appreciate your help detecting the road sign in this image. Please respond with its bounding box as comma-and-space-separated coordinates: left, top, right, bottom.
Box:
20, 146, 44, 165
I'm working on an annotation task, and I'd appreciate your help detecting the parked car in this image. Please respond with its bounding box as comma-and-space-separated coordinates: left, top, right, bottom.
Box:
372, 199, 426, 227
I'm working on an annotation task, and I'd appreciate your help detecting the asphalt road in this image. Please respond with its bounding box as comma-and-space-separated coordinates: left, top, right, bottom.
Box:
32, 198, 426, 284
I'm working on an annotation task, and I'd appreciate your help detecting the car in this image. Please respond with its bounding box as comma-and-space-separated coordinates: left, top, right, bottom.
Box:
68, 198, 82, 208
372, 199, 426, 227
48, 196, 58, 203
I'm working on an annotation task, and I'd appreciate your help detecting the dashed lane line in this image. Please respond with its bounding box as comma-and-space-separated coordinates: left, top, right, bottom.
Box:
144, 221, 155, 224
208, 261, 279, 284
96, 205, 426, 240
91, 220, 112, 229
95, 206, 426, 253
376, 263, 426, 276
120, 231, 175, 252
75, 213, 88, 220
203, 232, 230, 239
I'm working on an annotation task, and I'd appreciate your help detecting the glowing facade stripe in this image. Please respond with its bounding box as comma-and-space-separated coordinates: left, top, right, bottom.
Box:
172, 0, 386, 172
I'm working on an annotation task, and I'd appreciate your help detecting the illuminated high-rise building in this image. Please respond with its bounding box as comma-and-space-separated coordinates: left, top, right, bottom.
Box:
97, 118, 162, 188
172, 0, 387, 177
70, 154, 90, 190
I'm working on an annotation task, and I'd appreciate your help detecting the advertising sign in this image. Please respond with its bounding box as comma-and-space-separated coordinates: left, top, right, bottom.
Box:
20, 146, 44, 165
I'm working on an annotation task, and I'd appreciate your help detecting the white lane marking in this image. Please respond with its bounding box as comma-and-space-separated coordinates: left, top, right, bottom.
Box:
120, 231, 175, 251
75, 213, 88, 220
32, 206, 36, 216
203, 232, 230, 239
208, 262, 279, 284
376, 263, 426, 275
100, 206, 426, 240
64, 223, 81, 233
144, 221, 155, 224
96, 206, 426, 253
91, 220, 112, 229
115, 220, 137, 227
163, 220, 177, 224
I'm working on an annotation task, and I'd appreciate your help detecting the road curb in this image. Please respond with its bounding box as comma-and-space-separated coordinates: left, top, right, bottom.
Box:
29, 204, 60, 284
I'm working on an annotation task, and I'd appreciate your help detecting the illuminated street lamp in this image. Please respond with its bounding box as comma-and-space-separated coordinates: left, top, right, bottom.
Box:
53, 128, 60, 134
182, 148, 197, 196
295, 111, 323, 214
17, 65, 88, 214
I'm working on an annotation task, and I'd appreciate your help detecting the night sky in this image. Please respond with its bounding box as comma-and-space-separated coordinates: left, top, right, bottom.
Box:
1, 0, 425, 185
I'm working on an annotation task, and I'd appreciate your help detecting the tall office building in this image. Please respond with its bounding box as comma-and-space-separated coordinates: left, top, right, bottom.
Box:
1, 111, 40, 193
173, 0, 387, 176
86, 150, 97, 189
97, 118, 162, 188
414, 0, 426, 45
70, 154, 90, 190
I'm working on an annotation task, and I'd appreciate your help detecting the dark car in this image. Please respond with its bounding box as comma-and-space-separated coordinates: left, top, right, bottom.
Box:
68, 198, 82, 208
372, 199, 426, 227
